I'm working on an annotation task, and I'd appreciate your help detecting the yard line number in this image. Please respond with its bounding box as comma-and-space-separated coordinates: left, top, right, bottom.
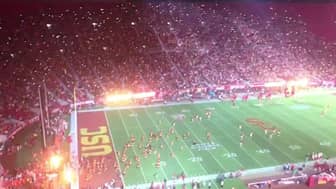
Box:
320, 141, 331, 147
191, 143, 221, 151
256, 149, 270, 154
288, 145, 302, 151
223, 152, 238, 159
188, 157, 203, 162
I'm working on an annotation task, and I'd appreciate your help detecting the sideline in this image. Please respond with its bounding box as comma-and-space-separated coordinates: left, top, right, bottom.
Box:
79, 99, 220, 113
70, 112, 80, 189
78, 88, 336, 113
125, 158, 336, 189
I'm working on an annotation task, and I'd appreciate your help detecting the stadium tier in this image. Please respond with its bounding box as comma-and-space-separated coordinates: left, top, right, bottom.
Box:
0, 1, 336, 189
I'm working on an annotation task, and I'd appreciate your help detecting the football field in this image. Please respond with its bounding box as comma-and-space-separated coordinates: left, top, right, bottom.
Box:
75, 89, 336, 188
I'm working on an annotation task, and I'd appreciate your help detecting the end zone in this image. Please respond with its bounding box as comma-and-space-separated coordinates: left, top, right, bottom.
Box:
71, 111, 123, 189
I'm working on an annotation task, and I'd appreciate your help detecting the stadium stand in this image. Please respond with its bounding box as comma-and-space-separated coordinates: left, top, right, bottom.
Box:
0, 1, 335, 188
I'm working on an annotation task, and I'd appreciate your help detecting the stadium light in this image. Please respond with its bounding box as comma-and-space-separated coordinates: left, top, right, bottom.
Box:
265, 79, 308, 88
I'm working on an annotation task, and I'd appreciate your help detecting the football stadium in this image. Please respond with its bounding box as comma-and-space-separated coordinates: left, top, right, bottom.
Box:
71, 88, 336, 189
1, 1, 336, 189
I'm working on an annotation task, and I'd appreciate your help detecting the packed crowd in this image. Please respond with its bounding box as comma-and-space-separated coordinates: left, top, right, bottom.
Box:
0, 1, 336, 188
0, 2, 336, 135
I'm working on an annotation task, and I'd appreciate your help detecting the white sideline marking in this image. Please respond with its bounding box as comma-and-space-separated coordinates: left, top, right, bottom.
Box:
79, 99, 221, 112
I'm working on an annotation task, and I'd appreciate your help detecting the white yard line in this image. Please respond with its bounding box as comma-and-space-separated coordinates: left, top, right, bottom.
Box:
260, 110, 321, 161
104, 112, 126, 187
127, 110, 170, 182
116, 110, 149, 183
215, 105, 292, 165
209, 105, 266, 167
164, 106, 230, 171
176, 105, 247, 170
148, 107, 212, 176
288, 110, 336, 143
129, 108, 220, 189
181, 123, 228, 172
139, 108, 189, 176
186, 116, 246, 169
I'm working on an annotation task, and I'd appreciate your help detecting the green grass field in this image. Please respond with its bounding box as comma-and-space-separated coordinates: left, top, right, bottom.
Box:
102, 92, 336, 187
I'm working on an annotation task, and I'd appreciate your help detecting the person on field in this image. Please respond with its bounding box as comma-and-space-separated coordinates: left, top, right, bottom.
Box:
220, 179, 224, 188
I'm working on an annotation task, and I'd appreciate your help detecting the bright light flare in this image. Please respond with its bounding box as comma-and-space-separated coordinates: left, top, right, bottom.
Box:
288, 78, 309, 87
133, 91, 155, 99
105, 91, 155, 103
265, 81, 286, 87
62, 167, 75, 184
265, 79, 308, 88
105, 93, 132, 102
49, 154, 63, 170
296, 78, 309, 87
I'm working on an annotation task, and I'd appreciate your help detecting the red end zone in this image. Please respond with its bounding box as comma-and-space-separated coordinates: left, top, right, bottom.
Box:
77, 111, 123, 188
